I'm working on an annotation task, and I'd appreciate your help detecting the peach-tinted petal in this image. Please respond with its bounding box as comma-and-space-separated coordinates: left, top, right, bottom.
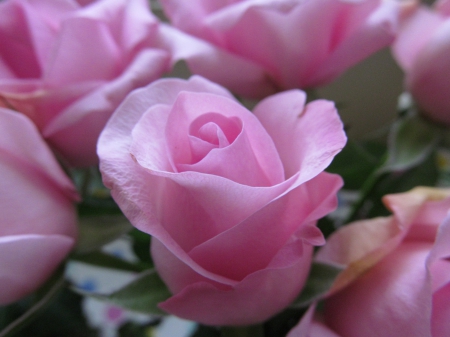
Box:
324, 242, 433, 337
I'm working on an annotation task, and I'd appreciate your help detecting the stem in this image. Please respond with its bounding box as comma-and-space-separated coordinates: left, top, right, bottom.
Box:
343, 153, 388, 224
0, 276, 65, 337
221, 325, 265, 337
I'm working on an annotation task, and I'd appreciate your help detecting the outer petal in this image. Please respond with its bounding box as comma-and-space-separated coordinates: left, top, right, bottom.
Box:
436, 0, 450, 15
406, 19, 450, 125
158, 24, 277, 98
0, 0, 77, 79
0, 107, 77, 200
0, 234, 74, 305
316, 187, 450, 294
160, 0, 409, 94
157, 237, 314, 326
253, 90, 346, 180
74, 0, 158, 54
324, 242, 433, 337
44, 48, 170, 166
427, 215, 450, 337
392, 6, 444, 72
309, 0, 410, 86
187, 173, 340, 281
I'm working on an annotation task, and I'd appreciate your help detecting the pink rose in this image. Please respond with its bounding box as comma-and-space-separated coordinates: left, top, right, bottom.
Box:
393, 0, 450, 125
159, 0, 410, 98
98, 76, 346, 325
289, 187, 450, 337
0, 0, 171, 167
0, 108, 78, 305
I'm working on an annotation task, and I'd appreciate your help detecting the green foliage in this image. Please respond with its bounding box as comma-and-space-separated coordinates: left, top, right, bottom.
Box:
78, 270, 171, 316
75, 215, 133, 254
327, 139, 384, 190
0, 266, 97, 337
382, 113, 442, 173
291, 262, 343, 308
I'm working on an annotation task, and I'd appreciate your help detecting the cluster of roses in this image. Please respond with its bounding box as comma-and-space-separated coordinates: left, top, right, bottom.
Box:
1, 0, 450, 336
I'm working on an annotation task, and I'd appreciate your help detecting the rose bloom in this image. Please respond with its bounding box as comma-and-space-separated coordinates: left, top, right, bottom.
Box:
0, 108, 78, 305
98, 76, 346, 325
393, 0, 450, 126
287, 187, 450, 337
158, 0, 411, 98
0, 0, 171, 167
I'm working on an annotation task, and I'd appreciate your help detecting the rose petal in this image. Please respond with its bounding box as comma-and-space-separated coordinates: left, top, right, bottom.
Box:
324, 242, 434, 337
0, 108, 78, 200
0, 0, 76, 79
392, 6, 444, 72
44, 17, 122, 86
44, 48, 170, 166
188, 172, 340, 281
158, 24, 277, 98
0, 234, 74, 305
75, 0, 158, 53
163, 91, 284, 185
254, 90, 346, 180
158, 239, 313, 326
432, 283, 450, 337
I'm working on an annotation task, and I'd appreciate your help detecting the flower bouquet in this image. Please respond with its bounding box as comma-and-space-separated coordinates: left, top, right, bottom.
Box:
1, 0, 449, 336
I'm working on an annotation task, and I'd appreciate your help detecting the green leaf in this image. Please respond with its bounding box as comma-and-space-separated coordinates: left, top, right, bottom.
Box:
350, 152, 439, 222
327, 140, 384, 190
77, 269, 171, 316
291, 262, 343, 308
75, 214, 132, 254
129, 228, 153, 266
0, 265, 66, 337
221, 325, 265, 337
381, 114, 441, 173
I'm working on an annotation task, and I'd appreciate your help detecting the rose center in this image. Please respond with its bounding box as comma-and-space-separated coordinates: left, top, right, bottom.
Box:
188, 112, 241, 164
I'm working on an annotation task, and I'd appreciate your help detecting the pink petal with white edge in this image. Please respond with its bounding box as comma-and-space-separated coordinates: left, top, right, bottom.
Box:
0, 234, 74, 305
158, 237, 314, 326
253, 90, 346, 180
